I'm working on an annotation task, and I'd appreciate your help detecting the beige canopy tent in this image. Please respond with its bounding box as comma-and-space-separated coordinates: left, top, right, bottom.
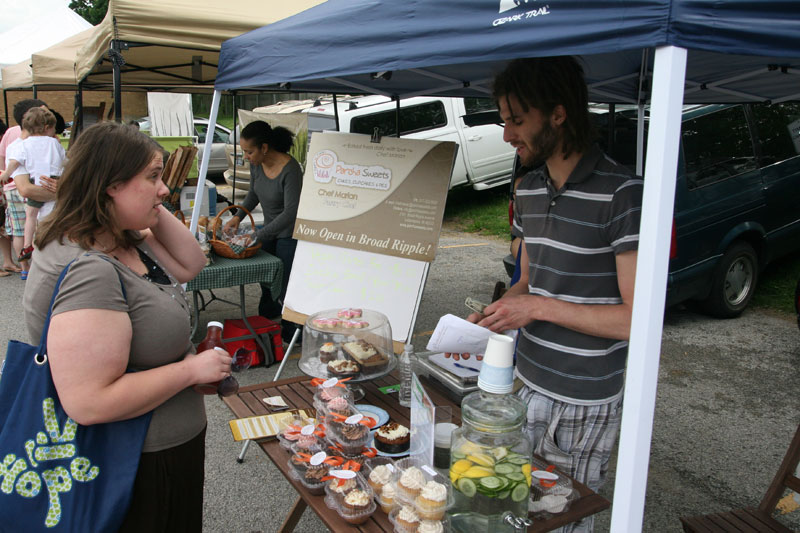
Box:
74, 0, 326, 119
32, 28, 97, 88
1, 61, 33, 91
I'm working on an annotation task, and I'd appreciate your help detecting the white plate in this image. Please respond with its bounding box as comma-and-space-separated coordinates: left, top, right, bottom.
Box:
355, 404, 389, 429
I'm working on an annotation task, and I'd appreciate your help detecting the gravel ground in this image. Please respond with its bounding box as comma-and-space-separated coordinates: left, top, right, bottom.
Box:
1, 226, 798, 532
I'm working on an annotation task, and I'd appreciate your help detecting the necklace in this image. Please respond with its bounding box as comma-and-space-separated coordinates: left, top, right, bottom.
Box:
112, 247, 191, 317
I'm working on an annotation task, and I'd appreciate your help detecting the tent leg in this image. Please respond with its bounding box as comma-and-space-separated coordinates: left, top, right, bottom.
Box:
232, 91, 238, 200
189, 89, 221, 234
610, 45, 686, 533
111, 39, 122, 122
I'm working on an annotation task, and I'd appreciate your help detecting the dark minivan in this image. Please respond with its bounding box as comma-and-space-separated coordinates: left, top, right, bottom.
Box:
506, 102, 800, 318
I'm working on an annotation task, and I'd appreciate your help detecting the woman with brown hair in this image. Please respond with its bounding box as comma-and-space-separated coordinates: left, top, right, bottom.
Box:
22, 121, 231, 531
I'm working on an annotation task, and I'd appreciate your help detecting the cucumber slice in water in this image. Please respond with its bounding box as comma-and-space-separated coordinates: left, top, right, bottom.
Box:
497, 489, 511, 500
452, 452, 467, 460
457, 478, 477, 497
505, 472, 526, 482
479, 476, 503, 490
511, 483, 530, 502
507, 456, 530, 465
494, 463, 515, 475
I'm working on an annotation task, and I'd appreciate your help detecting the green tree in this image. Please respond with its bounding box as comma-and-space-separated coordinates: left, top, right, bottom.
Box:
69, 0, 109, 25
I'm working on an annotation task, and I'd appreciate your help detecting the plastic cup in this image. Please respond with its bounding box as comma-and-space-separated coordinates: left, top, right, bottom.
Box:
478, 334, 515, 393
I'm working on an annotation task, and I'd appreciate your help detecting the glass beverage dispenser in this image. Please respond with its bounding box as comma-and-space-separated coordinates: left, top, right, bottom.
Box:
447, 334, 533, 532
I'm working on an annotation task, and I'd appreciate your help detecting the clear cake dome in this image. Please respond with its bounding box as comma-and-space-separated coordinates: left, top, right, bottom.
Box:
299, 308, 395, 381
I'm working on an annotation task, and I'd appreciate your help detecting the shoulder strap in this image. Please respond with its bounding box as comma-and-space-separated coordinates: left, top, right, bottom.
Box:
36, 254, 127, 356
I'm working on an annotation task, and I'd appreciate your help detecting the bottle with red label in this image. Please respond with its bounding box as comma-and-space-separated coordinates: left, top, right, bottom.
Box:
193, 321, 238, 396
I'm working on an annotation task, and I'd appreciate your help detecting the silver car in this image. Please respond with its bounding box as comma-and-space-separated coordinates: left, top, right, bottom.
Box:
136, 116, 232, 176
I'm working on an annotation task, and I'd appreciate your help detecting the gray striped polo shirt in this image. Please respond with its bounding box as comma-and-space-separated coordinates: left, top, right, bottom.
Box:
512, 144, 643, 404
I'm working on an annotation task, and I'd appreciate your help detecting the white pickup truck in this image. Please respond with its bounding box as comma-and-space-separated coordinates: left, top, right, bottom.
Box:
224, 95, 515, 191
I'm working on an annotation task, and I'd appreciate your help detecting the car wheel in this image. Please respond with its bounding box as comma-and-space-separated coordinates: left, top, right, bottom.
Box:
701, 241, 758, 318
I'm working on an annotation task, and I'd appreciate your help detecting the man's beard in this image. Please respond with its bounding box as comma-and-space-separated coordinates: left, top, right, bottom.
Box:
522, 118, 560, 166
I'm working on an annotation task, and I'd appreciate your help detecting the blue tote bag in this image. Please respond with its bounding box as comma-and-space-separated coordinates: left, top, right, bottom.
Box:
0, 261, 152, 532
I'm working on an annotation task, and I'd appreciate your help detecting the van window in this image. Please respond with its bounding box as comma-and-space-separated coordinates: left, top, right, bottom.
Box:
350, 101, 447, 137
682, 105, 758, 189
751, 103, 800, 165
464, 97, 497, 114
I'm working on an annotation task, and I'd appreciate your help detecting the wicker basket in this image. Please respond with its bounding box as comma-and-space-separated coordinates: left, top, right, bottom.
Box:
210, 204, 261, 259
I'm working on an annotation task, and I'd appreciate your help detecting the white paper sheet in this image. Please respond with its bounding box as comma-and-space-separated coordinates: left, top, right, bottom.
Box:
427, 352, 482, 378
425, 313, 495, 354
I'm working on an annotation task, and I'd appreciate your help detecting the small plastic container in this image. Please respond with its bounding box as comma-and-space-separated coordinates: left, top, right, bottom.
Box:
289, 432, 326, 456
363, 456, 397, 496
276, 414, 316, 451
312, 378, 354, 416
326, 412, 375, 454
324, 470, 373, 508
287, 464, 329, 495
529, 469, 579, 518
323, 397, 359, 426
327, 444, 378, 472
288, 450, 344, 479
393, 457, 451, 521
388, 504, 422, 533
335, 488, 378, 525
376, 482, 398, 514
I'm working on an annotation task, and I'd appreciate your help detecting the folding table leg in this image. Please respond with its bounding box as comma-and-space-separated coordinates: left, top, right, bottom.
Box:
237, 439, 251, 464
277, 496, 307, 533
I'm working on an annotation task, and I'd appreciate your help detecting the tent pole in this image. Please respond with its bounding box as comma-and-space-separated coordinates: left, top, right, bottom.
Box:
610, 45, 686, 533
636, 105, 645, 176
111, 39, 122, 122
3, 90, 8, 125
232, 91, 238, 201
395, 97, 400, 137
32, 86, 38, 99
190, 89, 222, 235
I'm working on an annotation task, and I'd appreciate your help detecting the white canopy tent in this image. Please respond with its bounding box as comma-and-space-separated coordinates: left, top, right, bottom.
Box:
0, 5, 90, 83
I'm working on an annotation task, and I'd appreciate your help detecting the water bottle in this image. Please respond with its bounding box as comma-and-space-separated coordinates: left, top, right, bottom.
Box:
398, 343, 414, 408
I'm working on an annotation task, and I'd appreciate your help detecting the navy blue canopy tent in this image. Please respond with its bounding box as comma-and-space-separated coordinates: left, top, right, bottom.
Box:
191, 2, 800, 530
215, 0, 800, 105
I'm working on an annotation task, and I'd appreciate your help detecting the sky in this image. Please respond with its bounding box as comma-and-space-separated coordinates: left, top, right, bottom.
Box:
0, 0, 72, 34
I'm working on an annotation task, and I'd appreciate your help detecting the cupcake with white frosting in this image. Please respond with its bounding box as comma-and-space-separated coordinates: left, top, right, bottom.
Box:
414, 480, 448, 520
398, 466, 427, 501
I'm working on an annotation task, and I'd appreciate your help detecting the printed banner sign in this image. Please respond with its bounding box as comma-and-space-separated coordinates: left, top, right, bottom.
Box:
293, 132, 456, 262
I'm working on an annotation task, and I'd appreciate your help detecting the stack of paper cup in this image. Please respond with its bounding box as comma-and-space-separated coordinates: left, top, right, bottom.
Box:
478, 334, 515, 394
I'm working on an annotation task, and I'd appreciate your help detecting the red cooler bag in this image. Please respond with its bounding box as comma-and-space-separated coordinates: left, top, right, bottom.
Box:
222, 317, 284, 365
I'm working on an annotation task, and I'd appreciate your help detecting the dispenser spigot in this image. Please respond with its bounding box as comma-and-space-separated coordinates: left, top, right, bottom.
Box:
502, 511, 533, 531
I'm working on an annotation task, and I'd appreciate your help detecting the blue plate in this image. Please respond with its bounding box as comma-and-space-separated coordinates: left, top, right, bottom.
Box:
355, 404, 389, 430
